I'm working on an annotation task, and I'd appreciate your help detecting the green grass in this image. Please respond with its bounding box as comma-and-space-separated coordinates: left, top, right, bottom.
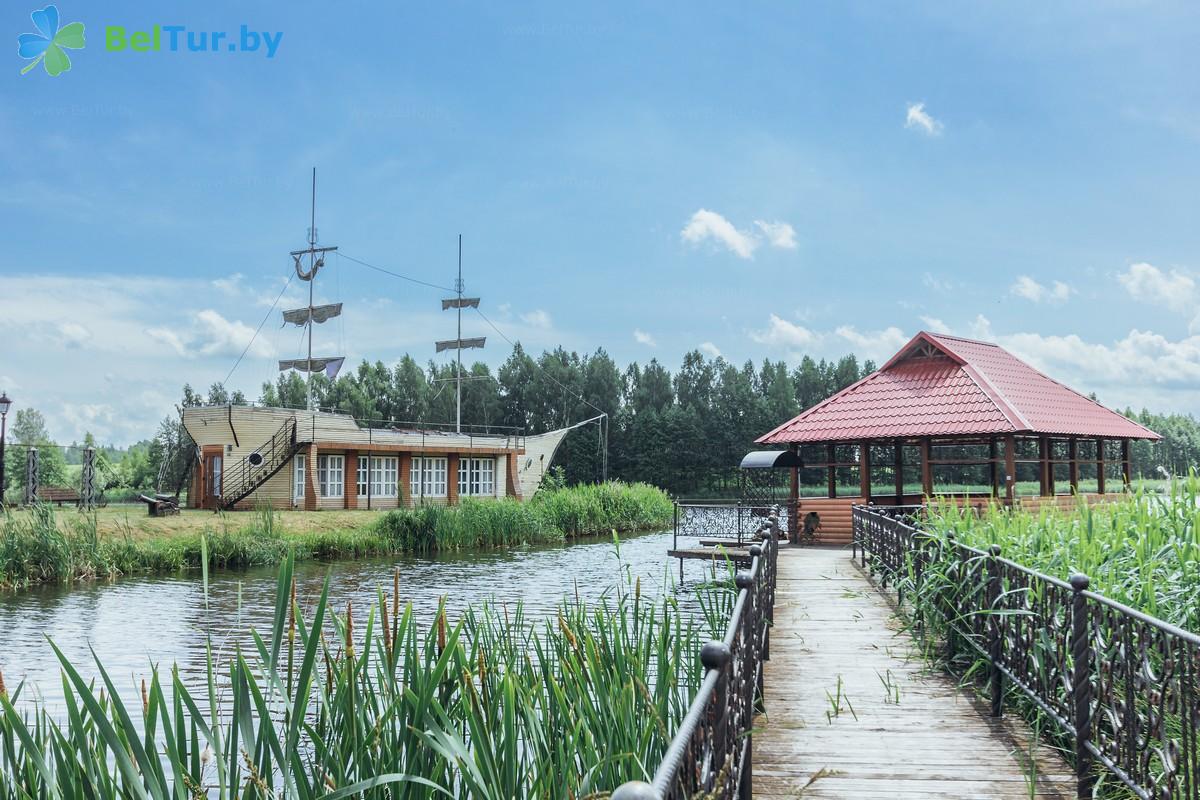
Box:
924, 474, 1200, 630
0, 482, 674, 588
0, 547, 733, 799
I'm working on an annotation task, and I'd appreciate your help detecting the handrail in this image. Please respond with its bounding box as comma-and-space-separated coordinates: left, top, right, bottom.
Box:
612, 508, 780, 799
852, 504, 1200, 799
219, 417, 299, 509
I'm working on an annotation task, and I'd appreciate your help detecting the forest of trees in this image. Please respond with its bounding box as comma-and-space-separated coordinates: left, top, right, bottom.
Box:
5, 344, 1199, 502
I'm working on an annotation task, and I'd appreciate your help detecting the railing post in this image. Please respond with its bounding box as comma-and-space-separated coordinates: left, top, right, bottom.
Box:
1069, 573, 1095, 799
987, 544, 1003, 717
24, 447, 38, 506
702, 639, 732, 794
945, 532, 958, 661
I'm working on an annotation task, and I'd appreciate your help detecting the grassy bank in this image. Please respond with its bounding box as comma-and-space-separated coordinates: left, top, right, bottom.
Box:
0, 482, 673, 589
0, 552, 732, 798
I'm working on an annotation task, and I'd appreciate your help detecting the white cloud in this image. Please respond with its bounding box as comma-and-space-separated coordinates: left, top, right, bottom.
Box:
699, 341, 721, 358
919, 316, 949, 332
633, 329, 657, 347
834, 325, 909, 360
1118, 262, 1196, 316
754, 220, 797, 249
905, 102, 944, 136
681, 210, 798, 259
749, 314, 817, 349
1011, 275, 1072, 304
681, 209, 758, 259
1002, 329, 1200, 394
148, 310, 273, 360
212, 273, 245, 295
56, 322, 91, 349
520, 309, 552, 328
922, 273, 954, 293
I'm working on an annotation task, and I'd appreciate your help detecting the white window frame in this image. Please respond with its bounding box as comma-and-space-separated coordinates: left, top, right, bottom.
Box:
458, 457, 495, 497
410, 456, 448, 498
293, 454, 306, 503
318, 454, 344, 498
356, 457, 369, 499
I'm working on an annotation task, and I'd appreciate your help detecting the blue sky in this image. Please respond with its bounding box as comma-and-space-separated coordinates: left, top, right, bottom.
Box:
2, 1, 1199, 445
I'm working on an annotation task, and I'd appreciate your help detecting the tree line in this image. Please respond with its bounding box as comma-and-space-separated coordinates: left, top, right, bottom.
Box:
4, 345, 1198, 502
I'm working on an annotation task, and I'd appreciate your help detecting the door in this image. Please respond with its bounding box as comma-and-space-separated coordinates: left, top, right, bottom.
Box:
293, 454, 306, 506
204, 453, 223, 509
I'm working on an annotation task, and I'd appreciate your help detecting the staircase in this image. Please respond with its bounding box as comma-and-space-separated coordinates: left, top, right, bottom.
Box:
220, 417, 300, 510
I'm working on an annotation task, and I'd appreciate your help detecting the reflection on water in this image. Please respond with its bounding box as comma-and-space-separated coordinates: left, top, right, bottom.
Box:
0, 530, 723, 715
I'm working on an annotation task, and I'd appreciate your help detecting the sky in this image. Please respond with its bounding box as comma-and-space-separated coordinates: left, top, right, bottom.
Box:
2, 0, 1199, 446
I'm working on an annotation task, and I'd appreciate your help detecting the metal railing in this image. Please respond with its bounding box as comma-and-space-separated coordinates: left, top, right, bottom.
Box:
612, 511, 780, 800
220, 417, 298, 509
672, 500, 792, 550
853, 504, 1200, 799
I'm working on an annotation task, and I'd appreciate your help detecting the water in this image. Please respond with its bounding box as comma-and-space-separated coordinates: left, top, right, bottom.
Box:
0, 530, 721, 715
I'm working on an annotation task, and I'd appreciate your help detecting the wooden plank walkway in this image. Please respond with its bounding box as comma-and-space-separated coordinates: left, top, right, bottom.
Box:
754, 546, 1076, 799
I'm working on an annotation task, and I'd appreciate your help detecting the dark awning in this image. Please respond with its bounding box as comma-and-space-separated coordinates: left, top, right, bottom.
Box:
739, 450, 802, 469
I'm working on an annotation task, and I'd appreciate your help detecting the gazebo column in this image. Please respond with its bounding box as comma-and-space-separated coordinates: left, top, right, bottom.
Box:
1068, 438, 1079, 495
1121, 439, 1132, 488
1038, 436, 1052, 496
893, 441, 904, 504
826, 443, 836, 499
988, 438, 999, 498
1096, 437, 1106, 495
919, 437, 933, 499
858, 441, 871, 501
788, 443, 799, 535
1004, 435, 1016, 505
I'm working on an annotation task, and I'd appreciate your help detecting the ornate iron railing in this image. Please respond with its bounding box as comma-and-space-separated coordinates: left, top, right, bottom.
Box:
612, 511, 780, 800
673, 500, 791, 549
853, 504, 1200, 799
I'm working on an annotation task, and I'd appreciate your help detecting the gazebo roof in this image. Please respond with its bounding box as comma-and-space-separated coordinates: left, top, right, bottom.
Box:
757, 331, 1160, 444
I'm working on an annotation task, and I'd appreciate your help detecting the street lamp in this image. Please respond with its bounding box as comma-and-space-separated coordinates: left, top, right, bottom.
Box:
0, 392, 10, 507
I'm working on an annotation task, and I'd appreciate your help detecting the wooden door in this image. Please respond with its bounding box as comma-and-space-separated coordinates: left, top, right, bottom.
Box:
204, 453, 223, 509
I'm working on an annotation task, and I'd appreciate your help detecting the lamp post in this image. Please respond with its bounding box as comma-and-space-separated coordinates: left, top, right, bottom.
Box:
0, 392, 11, 508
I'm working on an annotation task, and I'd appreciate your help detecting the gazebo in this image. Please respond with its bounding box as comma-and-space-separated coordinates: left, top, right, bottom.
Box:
756, 331, 1160, 544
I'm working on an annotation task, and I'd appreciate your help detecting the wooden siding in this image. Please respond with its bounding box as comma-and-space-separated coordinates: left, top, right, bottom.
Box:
796, 496, 862, 545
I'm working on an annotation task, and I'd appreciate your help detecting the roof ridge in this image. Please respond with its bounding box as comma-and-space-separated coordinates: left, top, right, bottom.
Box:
927, 332, 1001, 347
754, 369, 883, 443
958, 362, 1029, 431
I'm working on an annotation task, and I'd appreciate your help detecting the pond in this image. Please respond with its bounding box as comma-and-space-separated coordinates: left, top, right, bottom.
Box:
0, 529, 723, 715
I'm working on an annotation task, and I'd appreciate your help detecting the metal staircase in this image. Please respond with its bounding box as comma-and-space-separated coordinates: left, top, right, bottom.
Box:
220, 417, 300, 510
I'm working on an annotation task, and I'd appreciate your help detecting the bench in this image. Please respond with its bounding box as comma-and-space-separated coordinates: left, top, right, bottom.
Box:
37, 487, 81, 506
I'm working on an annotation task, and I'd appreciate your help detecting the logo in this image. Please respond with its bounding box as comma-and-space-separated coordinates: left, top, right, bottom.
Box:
17, 5, 85, 76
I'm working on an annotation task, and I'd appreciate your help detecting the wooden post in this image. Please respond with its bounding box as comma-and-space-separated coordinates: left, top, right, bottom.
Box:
448, 454, 461, 505
919, 438, 933, 499
1004, 435, 1016, 505
826, 443, 836, 499
1039, 436, 1052, 496
894, 440, 904, 504
1068, 438, 1079, 496
304, 444, 319, 511
345, 450, 358, 510
988, 438, 999, 498
1121, 439, 1131, 488
859, 441, 871, 501
1096, 437, 1106, 495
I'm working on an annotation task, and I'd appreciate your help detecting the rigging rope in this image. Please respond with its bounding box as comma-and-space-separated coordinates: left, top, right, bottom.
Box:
337, 251, 454, 292
223, 272, 295, 387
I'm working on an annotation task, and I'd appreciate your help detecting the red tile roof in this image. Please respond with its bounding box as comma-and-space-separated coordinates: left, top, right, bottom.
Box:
757, 332, 1160, 444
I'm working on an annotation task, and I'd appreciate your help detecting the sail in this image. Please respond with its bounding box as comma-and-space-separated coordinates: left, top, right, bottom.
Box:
278, 357, 346, 379
441, 297, 480, 310
282, 303, 342, 327
435, 337, 486, 353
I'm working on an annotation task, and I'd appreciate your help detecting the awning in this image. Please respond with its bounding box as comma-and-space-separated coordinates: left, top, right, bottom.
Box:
739, 450, 802, 469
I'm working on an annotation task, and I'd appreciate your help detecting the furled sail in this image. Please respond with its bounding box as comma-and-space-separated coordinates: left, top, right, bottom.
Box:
278, 357, 345, 379
441, 297, 480, 310
435, 337, 486, 353
282, 303, 342, 327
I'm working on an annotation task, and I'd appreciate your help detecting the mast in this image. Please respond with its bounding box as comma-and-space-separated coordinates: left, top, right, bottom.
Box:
279, 167, 342, 411
436, 235, 484, 433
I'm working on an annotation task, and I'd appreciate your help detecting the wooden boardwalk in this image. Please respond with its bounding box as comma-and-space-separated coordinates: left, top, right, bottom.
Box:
753, 546, 1075, 799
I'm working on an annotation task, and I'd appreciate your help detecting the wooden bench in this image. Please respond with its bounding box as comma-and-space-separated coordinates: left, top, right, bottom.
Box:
36, 487, 81, 506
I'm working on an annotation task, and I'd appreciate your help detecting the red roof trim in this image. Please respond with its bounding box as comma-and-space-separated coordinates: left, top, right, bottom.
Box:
754, 370, 879, 444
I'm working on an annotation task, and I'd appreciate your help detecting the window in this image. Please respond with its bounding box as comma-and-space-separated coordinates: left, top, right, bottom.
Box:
410, 456, 448, 498
458, 458, 495, 497
372, 457, 398, 497
356, 457, 369, 498
293, 454, 306, 503
318, 454, 344, 498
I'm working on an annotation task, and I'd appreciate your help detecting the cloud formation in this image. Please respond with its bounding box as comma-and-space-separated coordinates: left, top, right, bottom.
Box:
699, 341, 721, 358
905, 102, 943, 136
1011, 276, 1072, 304
681, 210, 797, 259
633, 329, 657, 347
